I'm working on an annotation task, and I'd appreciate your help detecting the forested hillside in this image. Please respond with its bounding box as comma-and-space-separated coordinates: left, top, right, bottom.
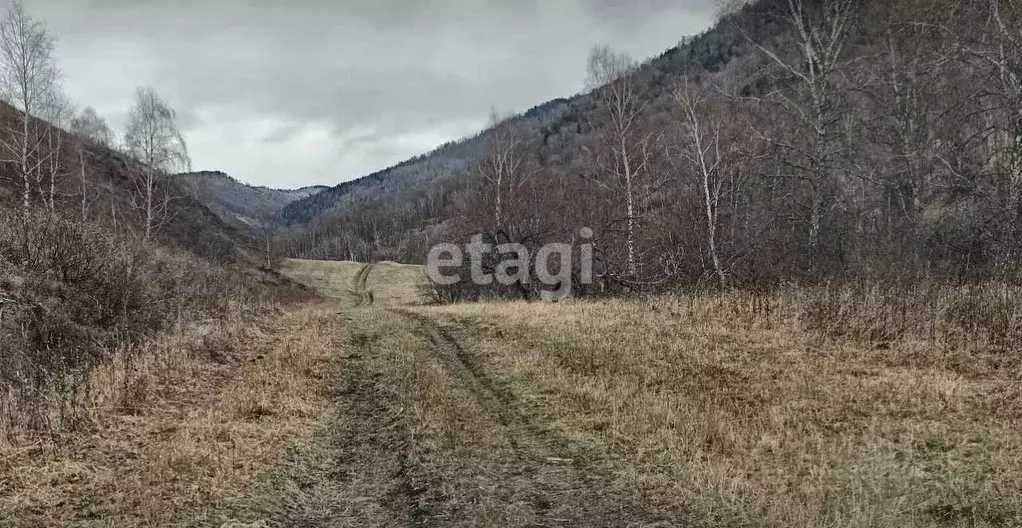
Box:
281, 0, 1022, 290
173, 170, 325, 236
277, 98, 572, 261
0, 103, 247, 262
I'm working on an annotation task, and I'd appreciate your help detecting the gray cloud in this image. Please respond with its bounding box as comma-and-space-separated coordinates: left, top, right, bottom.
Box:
23, 0, 716, 188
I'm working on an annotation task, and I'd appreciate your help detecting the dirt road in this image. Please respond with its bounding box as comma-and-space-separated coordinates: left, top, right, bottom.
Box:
279, 260, 682, 527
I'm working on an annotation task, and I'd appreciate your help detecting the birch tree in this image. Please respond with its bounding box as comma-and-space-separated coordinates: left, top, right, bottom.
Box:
68, 107, 112, 221
0, 1, 60, 212
76, 147, 90, 221
124, 86, 191, 241
672, 83, 748, 285
975, 0, 1022, 222
479, 109, 533, 239
38, 89, 73, 211
584, 45, 657, 278
751, 0, 855, 261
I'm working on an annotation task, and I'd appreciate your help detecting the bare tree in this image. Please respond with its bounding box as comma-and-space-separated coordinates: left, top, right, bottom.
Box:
38, 88, 74, 211
584, 45, 658, 278
67, 108, 111, 222
70, 106, 114, 148
124, 86, 191, 241
750, 0, 856, 260
0, 1, 60, 212
672, 82, 749, 285
76, 147, 90, 221
478, 108, 535, 238
966, 0, 1022, 223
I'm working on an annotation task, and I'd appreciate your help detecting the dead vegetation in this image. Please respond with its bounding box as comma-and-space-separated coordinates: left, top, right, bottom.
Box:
0, 210, 314, 443
6, 257, 1019, 527
279, 259, 425, 306
0, 301, 340, 526
420, 282, 1022, 527
0, 210, 238, 442
276, 258, 1022, 527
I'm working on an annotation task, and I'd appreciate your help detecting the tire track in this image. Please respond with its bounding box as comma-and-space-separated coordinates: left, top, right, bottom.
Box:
351, 262, 376, 307
390, 309, 675, 527
343, 326, 439, 527
395, 310, 547, 457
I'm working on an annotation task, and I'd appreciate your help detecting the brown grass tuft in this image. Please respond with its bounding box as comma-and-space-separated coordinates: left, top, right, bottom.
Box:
0, 301, 340, 526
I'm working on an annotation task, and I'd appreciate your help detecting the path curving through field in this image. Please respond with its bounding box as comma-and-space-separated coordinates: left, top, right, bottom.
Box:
351, 262, 376, 307
387, 308, 675, 526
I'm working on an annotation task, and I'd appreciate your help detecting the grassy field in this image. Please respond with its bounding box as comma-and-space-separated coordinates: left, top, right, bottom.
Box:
4, 258, 1016, 526
279, 258, 426, 306
0, 300, 345, 526
420, 299, 1022, 526
282, 259, 1022, 527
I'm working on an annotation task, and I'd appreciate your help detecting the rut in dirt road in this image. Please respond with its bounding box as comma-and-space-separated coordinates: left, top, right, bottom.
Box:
335, 327, 434, 527
395, 310, 552, 456
352, 262, 376, 307
241, 324, 424, 528
390, 309, 680, 527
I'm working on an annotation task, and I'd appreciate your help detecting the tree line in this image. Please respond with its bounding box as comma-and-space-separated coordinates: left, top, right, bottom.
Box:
427, 0, 1022, 297
0, 1, 190, 241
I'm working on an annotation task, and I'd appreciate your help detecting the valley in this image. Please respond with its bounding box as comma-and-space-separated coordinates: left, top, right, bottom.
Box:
3, 0, 1022, 525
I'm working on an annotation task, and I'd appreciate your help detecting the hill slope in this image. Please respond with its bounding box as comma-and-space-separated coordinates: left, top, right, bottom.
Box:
280, 97, 571, 228
279, 0, 1022, 289
0, 103, 256, 262
174, 171, 325, 233
276, 1, 782, 264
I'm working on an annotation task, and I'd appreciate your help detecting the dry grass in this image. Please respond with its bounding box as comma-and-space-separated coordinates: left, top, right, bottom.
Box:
0, 258, 425, 526
347, 309, 524, 521
0, 210, 241, 441
248, 259, 1022, 525
278, 258, 367, 300
411, 292, 1022, 527
0, 301, 340, 527
364, 261, 427, 306
278, 259, 426, 307
345, 308, 649, 525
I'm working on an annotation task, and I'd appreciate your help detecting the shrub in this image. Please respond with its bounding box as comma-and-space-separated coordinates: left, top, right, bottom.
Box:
0, 210, 236, 439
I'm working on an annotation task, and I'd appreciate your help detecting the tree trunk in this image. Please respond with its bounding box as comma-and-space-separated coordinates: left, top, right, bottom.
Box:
622, 136, 636, 277
80, 150, 88, 222
21, 112, 29, 212
144, 167, 154, 241
809, 181, 823, 260
703, 171, 725, 285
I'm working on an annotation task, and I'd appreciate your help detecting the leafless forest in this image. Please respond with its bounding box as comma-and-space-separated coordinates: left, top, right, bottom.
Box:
282, 0, 1022, 291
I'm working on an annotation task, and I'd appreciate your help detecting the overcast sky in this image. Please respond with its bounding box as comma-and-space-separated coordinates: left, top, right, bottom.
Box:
23, 0, 717, 189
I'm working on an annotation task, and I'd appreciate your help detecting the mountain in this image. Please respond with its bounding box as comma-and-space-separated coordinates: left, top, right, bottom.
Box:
282, 0, 1022, 289
274, 1, 776, 264
0, 101, 256, 263
173, 171, 325, 234
281, 97, 572, 227
275, 97, 574, 262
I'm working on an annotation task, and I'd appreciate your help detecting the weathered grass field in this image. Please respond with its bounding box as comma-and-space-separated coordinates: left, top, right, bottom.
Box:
4, 258, 1019, 526
419, 299, 1022, 526
287, 259, 1021, 527
0, 300, 342, 525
